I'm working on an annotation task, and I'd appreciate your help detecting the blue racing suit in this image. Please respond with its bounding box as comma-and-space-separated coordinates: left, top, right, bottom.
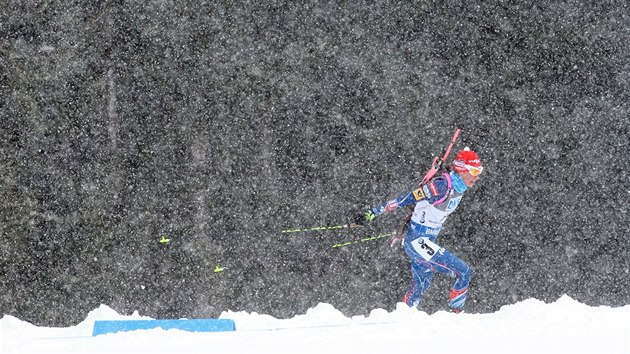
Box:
369, 171, 472, 312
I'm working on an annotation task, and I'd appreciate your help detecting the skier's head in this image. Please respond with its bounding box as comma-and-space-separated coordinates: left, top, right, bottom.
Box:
452, 147, 482, 186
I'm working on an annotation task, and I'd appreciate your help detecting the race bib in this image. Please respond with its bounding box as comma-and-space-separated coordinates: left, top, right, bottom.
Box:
410, 237, 442, 261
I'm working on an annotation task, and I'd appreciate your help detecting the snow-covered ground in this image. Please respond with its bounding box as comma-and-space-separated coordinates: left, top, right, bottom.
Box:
2, 295, 629, 353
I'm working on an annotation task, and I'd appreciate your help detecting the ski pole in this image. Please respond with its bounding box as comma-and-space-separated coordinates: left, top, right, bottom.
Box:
331, 232, 395, 248
281, 223, 361, 234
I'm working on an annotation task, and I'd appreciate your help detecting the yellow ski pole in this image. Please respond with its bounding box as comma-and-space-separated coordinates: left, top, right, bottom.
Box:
281, 223, 361, 234
331, 232, 395, 248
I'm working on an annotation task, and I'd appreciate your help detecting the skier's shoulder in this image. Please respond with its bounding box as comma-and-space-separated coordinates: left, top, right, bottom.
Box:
427, 171, 451, 194
412, 169, 451, 201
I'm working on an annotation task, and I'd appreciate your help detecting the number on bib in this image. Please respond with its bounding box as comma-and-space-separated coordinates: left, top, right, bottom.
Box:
411, 237, 442, 261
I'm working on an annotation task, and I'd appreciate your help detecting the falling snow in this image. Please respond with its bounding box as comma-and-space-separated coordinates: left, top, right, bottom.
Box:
0, 2, 628, 327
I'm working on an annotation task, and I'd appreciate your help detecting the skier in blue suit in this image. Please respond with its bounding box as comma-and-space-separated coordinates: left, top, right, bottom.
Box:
354, 148, 483, 313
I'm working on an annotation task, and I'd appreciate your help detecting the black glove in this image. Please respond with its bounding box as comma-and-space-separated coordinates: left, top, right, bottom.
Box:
352, 209, 376, 226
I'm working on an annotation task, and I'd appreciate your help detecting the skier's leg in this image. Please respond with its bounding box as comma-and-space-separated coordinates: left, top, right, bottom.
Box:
428, 248, 473, 312
402, 240, 434, 308
403, 261, 433, 307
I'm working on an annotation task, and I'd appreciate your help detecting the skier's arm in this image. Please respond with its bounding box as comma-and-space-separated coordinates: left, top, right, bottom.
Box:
371, 191, 416, 217
352, 191, 414, 226
371, 176, 451, 216
353, 176, 450, 225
